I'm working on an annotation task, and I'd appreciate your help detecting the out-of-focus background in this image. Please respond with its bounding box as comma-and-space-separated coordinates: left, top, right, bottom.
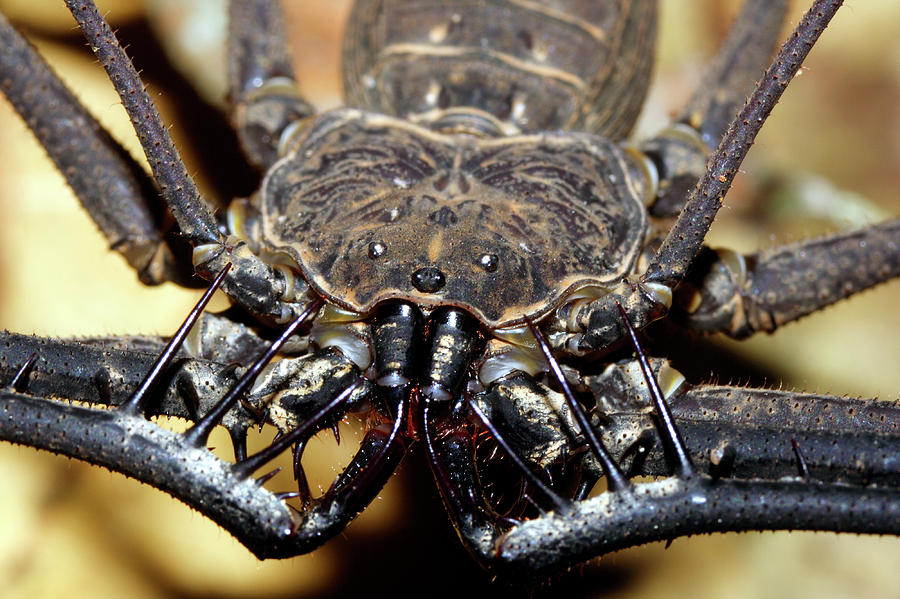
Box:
0, 1, 899, 597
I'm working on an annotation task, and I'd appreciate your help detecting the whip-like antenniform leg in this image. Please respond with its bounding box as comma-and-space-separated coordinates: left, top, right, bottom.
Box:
643, 0, 788, 217
58, 0, 309, 319
0, 12, 187, 285
575, 0, 852, 352
644, 0, 844, 287
63, 0, 218, 247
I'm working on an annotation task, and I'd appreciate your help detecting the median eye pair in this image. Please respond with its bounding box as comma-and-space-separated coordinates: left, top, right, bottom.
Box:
366, 240, 500, 293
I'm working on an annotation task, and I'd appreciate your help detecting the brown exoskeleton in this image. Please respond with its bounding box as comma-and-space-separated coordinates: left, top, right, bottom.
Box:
1, 0, 900, 592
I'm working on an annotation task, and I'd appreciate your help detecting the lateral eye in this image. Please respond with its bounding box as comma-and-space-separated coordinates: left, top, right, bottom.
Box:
477, 253, 499, 272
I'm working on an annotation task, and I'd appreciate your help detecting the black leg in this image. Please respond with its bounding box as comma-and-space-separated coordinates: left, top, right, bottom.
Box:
63, 0, 218, 247
0, 330, 241, 427
643, 0, 843, 288
61, 0, 309, 320
672, 218, 900, 337
678, 0, 789, 148
642, 0, 789, 217
571, 0, 846, 353
0, 12, 187, 285
228, 0, 314, 170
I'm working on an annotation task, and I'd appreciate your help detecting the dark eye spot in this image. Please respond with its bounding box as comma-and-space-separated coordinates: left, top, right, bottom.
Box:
427, 206, 459, 227
438, 85, 452, 109
478, 253, 499, 272
517, 30, 533, 51
368, 241, 387, 259
411, 267, 446, 293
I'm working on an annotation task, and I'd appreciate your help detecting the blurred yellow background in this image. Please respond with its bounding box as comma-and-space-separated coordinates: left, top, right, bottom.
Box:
0, 1, 899, 597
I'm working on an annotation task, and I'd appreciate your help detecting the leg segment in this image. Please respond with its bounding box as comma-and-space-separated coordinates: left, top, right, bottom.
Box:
0, 330, 241, 426
573, 0, 847, 353
643, 0, 788, 217
59, 0, 305, 320
589, 358, 900, 486
672, 218, 900, 337
678, 0, 789, 149
63, 0, 218, 247
228, 0, 314, 170
643, 0, 842, 287
0, 12, 185, 285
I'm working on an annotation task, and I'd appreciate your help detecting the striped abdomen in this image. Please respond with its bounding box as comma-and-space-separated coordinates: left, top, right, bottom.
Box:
343, 0, 657, 138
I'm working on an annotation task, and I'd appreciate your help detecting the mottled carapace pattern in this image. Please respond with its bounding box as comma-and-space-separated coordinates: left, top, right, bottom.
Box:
262, 109, 647, 325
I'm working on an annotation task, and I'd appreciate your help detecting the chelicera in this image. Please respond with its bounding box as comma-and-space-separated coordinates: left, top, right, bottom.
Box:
1, 0, 900, 580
